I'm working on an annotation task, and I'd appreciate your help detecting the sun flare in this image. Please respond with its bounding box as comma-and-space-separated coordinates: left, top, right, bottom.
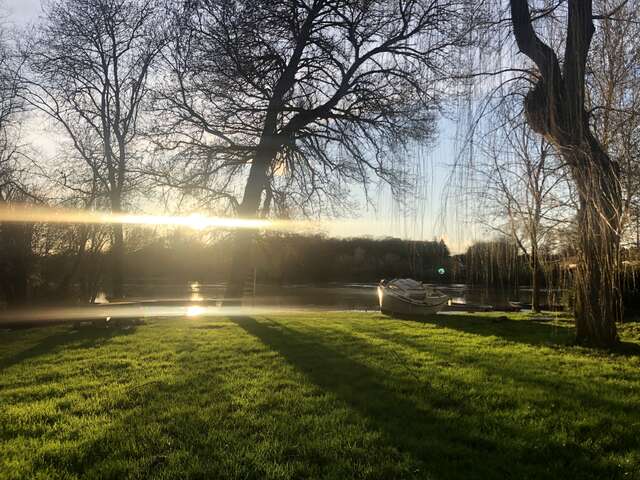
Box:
186, 305, 205, 317
0, 205, 278, 231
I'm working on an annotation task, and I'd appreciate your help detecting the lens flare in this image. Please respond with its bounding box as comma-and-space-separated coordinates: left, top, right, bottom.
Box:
0, 204, 395, 238
0, 204, 290, 231
0, 304, 315, 328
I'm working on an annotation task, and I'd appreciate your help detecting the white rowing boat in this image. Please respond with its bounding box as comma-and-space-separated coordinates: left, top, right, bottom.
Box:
378, 278, 448, 317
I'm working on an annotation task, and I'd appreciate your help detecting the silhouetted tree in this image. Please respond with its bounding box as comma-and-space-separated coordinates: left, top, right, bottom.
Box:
157, 0, 483, 300
464, 238, 525, 287
474, 99, 570, 311
0, 23, 36, 306
23, 0, 165, 299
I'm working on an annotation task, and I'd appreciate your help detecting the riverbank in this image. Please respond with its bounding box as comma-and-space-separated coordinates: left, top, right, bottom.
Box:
2, 312, 639, 479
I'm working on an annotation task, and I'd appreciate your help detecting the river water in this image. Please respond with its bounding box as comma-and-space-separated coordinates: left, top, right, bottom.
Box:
99, 282, 559, 310
0, 282, 563, 328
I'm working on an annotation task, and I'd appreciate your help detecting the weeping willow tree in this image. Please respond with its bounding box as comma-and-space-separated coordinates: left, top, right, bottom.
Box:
509, 0, 622, 346
465, 238, 524, 288
470, 95, 571, 312
587, 0, 640, 248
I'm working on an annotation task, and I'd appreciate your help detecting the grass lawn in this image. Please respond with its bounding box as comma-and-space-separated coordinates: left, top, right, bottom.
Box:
2, 311, 640, 479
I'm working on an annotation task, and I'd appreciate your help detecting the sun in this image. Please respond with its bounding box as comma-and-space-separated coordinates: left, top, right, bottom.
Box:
186, 214, 208, 230
186, 305, 205, 317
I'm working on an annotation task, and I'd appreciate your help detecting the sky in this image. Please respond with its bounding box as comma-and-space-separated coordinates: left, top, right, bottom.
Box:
3, 0, 480, 253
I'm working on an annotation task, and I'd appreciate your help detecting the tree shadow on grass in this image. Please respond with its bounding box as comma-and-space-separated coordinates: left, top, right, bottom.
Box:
340, 321, 640, 428
397, 313, 640, 356
33, 328, 290, 480
410, 313, 576, 347
234, 316, 618, 480
0, 325, 137, 373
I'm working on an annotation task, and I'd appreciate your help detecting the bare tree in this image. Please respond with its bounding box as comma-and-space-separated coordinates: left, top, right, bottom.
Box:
0, 21, 37, 306
474, 102, 570, 312
22, 0, 165, 299
156, 0, 484, 299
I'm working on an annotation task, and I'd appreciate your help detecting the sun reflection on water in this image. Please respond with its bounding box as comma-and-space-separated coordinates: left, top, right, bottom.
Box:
189, 282, 203, 302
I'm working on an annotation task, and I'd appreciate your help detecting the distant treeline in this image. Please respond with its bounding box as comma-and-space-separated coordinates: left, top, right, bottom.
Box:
464, 239, 551, 288
253, 235, 452, 284
124, 234, 454, 285
1, 232, 454, 304
0, 230, 572, 306
10, 230, 640, 307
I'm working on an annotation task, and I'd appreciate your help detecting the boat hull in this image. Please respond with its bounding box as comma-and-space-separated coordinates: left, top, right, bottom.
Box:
378, 286, 447, 317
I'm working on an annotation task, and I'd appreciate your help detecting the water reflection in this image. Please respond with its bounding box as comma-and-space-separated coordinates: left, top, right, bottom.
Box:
189, 282, 203, 302
98, 282, 559, 310
0, 283, 564, 328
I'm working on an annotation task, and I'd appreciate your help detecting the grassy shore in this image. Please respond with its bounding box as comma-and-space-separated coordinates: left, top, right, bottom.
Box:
1, 311, 640, 479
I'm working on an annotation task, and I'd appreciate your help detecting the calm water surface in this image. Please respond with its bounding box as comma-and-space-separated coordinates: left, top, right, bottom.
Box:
0, 282, 563, 327
105, 282, 560, 310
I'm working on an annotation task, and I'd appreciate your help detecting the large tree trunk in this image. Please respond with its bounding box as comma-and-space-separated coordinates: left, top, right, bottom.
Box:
572, 145, 622, 345
511, 0, 621, 346
222, 9, 316, 302
224, 144, 275, 303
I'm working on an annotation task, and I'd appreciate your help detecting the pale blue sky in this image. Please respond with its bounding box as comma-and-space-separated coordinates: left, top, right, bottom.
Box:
4, 0, 478, 252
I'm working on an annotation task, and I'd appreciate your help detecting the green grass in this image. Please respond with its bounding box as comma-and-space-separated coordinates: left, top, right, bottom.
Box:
1, 311, 640, 479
